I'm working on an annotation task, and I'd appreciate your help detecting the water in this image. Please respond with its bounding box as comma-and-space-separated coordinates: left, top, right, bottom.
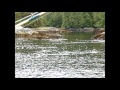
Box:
15, 32, 105, 78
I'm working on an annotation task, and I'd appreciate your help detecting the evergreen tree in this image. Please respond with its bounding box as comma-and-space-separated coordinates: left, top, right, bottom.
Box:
15, 12, 105, 29
82, 12, 92, 27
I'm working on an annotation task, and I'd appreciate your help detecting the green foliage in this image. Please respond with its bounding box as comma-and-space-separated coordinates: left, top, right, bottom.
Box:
15, 12, 34, 21
82, 12, 92, 27
15, 12, 105, 28
47, 12, 62, 27
92, 12, 105, 28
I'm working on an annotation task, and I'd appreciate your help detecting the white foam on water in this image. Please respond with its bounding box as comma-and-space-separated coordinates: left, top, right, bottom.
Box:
42, 39, 68, 43
70, 40, 105, 44
80, 49, 99, 54
15, 37, 105, 78
15, 68, 105, 78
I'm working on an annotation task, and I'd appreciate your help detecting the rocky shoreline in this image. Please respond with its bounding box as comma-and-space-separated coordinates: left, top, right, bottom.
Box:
15, 27, 105, 40
91, 28, 105, 40
15, 27, 63, 39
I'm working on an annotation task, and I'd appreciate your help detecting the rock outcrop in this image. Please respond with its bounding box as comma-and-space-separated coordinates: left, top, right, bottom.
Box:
15, 27, 62, 39
91, 28, 105, 40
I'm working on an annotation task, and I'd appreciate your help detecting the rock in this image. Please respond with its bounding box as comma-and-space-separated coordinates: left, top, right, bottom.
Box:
15, 27, 63, 39
59, 29, 72, 33
65, 28, 95, 32
91, 28, 105, 40
93, 28, 105, 34
92, 31, 105, 40
48, 33, 62, 38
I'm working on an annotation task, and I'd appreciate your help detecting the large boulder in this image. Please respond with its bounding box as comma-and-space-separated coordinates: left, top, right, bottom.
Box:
91, 28, 105, 40
92, 31, 105, 40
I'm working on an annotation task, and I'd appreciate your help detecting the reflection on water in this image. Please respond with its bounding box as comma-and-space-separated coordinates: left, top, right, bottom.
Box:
15, 32, 105, 78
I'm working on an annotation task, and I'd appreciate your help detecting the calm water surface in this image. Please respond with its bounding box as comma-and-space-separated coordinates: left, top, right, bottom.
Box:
15, 32, 105, 78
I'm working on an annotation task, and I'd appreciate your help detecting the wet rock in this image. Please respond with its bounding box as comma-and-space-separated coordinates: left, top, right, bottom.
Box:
47, 33, 62, 38
93, 28, 105, 34
92, 29, 105, 40
15, 27, 63, 39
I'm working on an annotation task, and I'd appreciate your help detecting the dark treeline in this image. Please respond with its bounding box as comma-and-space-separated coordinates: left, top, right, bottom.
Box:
15, 12, 105, 28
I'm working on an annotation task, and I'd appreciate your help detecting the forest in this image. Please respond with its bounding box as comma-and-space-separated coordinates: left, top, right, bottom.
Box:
15, 12, 105, 28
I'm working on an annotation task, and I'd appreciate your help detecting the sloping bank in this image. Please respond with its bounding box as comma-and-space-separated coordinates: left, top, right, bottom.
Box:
15, 27, 105, 40
15, 27, 67, 39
